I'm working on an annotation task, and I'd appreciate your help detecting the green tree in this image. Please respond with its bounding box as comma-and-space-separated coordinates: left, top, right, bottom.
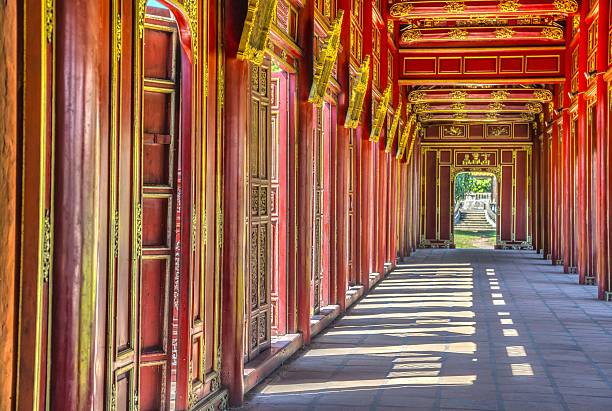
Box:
455, 173, 475, 201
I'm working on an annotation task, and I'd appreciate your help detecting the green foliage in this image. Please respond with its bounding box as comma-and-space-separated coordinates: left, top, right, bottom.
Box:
454, 173, 493, 201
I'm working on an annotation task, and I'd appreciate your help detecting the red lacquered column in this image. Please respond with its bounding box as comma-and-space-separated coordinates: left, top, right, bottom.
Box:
576, 4, 588, 282
296, 2, 316, 344
596, 0, 609, 299
52, 1, 110, 409
220, 1, 248, 405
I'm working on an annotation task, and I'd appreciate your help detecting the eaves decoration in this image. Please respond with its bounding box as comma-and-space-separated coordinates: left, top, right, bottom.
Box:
345, 56, 371, 129
397, 113, 416, 160
309, 11, 345, 107
406, 123, 421, 163
237, 0, 278, 65
385, 100, 405, 153
370, 85, 393, 143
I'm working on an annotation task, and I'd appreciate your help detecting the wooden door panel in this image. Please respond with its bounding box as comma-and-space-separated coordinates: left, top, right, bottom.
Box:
143, 29, 175, 80
246, 62, 272, 361
142, 196, 171, 248
139, 364, 166, 410
141, 257, 170, 353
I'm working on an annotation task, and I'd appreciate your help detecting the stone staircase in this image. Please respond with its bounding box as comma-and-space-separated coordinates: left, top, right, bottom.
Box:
455, 210, 494, 231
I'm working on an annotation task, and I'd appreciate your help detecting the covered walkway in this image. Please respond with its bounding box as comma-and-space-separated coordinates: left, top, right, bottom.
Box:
242, 250, 612, 411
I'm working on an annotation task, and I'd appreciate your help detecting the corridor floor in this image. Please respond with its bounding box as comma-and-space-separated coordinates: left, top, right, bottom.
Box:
240, 249, 612, 411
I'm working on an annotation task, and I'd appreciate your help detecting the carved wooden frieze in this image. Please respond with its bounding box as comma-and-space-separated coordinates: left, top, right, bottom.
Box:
309, 10, 344, 107
345, 55, 371, 128
370, 85, 392, 142
385, 100, 404, 153
238, 0, 278, 65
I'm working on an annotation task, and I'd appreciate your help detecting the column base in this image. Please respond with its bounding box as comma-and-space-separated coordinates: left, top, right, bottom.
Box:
584, 276, 596, 285
605, 291, 612, 302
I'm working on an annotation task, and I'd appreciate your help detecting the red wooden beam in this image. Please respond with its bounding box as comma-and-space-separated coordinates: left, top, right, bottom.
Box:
389, 0, 578, 19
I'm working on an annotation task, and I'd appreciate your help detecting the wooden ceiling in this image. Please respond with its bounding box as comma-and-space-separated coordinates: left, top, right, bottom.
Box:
388, 0, 569, 126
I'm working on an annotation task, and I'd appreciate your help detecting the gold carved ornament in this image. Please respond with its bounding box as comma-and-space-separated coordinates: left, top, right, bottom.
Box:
406, 123, 422, 163
345, 55, 371, 128
370, 85, 393, 142
390, 2, 415, 18
448, 28, 469, 40
489, 102, 505, 111
237, 0, 279, 65
385, 100, 404, 153
533, 89, 553, 101
521, 112, 535, 121
419, 113, 433, 121
444, 125, 464, 136
489, 125, 510, 136
526, 102, 543, 113
498, 0, 520, 12
495, 27, 514, 39
450, 90, 468, 100
401, 29, 422, 43
491, 90, 509, 100
414, 103, 431, 113
309, 11, 345, 107
553, 0, 578, 13
486, 112, 499, 120
444, 1, 466, 13
450, 102, 465, 110
396, 113, 416, 160
409, 90, 427, 102
453, 112, 468, 119
541, 26, 564, 40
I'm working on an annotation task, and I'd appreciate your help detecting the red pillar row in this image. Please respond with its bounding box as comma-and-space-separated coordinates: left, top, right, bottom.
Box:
545, 9, 612, 300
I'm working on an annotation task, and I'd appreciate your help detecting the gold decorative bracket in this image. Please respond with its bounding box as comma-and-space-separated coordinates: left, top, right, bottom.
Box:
345, 55, 371, 129
385, 100, 404, 153
370, 85, 392, 143
396, 113, 415, 160
309, 10, 345, 107
237, 0, 278, 65
406, 123, 422, 163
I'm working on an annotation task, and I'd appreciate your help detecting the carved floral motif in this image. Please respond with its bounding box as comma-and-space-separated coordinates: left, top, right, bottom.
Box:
553, 0, 578, 13
541, 26, 564, 40
498, 0, 520, 12
450, 90, 468, 99
444, 1, 466, 13
495, 27, 514, 39
448, 28, 469, 40
492, 90, 510, 100
401, 29, 422, 42
390, 2, 414, 17
533, 89, 553, 101
489, 102, 505, 111
526, 102, 543, 113
409, 90, 427, 102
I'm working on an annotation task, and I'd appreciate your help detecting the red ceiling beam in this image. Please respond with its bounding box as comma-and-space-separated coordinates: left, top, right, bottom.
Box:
399, 47, 565, 84
388, 0, 578, 19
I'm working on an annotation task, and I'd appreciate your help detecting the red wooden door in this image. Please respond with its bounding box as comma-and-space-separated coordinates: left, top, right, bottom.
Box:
270, 69, 289, 336
107, 16, 189, 410
312, 103, 333, 313
140, 20, 184, 410
348, 130, 356, 286
246, 61, 273, 361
